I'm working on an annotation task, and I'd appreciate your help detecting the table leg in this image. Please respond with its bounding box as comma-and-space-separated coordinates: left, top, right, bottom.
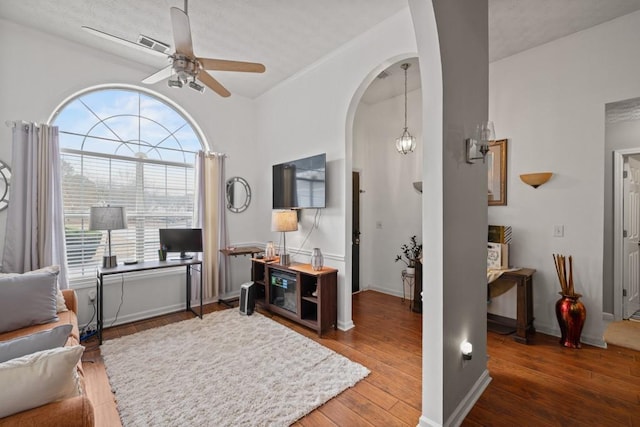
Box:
514, 275, 533, 344
199, 263, 203, 318
97, 272, 103, 345
186, 265, 191, 313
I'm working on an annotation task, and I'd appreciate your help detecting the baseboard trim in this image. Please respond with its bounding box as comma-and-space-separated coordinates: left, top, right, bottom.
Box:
602, 312, 614, 321
104, 303, 186, 327
104, 297, 218, 328
446, 369, 492, 426
535, 324, 606, 349
338, 320, 355, 331
418, 369, 491, 427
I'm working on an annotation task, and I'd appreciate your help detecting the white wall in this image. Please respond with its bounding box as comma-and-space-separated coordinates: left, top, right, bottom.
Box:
0, 18, 259, 326
353, 87, 423, 297
253, 8, 419, 330
489, 10, 640, 346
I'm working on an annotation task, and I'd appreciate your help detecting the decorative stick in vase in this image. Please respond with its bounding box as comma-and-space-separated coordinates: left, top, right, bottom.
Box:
568, 255, 574, 297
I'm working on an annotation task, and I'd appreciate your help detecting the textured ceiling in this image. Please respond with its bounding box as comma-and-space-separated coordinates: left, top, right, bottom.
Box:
489, 0, 640, 62
0, 0, 408, 99
2, 1, 640, 101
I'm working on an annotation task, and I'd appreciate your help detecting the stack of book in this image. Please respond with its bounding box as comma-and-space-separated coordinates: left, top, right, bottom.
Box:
488, 225, 511, 269
488, 225, 512, 244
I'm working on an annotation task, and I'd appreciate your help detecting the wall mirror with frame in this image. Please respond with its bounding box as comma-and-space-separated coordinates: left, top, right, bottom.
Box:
226, 176, 251, 213
488, 139, 507, 206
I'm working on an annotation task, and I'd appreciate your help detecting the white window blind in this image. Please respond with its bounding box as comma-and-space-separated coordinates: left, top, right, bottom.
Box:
53, 87, 203, 282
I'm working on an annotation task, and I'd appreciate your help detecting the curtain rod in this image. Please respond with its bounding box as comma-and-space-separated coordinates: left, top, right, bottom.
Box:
205, 151, 229, 158
5, 120, 41, 128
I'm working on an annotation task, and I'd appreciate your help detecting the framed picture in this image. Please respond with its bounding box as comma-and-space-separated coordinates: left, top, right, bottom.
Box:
487, 139, 507, 206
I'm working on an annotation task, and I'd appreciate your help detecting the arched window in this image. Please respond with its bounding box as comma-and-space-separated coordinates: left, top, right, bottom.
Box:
51, 87, 204, 282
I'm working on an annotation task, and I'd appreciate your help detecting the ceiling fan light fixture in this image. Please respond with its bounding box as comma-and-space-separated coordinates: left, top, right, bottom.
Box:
188, 80, 205, 93
168, 78, 183, 88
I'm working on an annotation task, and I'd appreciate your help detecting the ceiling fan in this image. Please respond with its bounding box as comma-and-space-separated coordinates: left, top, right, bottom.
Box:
81, 0, 265, 97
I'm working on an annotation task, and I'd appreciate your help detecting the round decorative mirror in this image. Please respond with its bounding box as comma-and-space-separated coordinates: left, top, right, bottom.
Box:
0, 160, 11, 212
226, 177, 251, 213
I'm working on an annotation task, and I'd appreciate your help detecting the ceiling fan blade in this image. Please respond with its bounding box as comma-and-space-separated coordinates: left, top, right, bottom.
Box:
81, 26, 167, 58
142, 65, 173, 84
197, 71, 231, 98
198, 58, 265, 73
170, 7, 194, 57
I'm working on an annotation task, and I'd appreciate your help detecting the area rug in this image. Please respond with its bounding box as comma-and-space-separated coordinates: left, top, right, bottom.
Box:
101, 310, 369, 426
604, 320, 640, 352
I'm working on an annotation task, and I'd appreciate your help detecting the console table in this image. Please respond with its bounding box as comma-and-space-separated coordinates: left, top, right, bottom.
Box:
96, 259, 203, 344
251, 259, 337, 336
487, 268, 536, 344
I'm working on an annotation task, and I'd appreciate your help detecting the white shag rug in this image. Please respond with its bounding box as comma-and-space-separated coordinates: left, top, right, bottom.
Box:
101, 309, 370, 427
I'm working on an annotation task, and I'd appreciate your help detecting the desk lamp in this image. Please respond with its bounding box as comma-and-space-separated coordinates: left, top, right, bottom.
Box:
90, 206, 127, 268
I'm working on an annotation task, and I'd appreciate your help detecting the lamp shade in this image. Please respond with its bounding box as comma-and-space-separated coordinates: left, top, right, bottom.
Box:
271, 210, 298, 232
89, 206, 127, 231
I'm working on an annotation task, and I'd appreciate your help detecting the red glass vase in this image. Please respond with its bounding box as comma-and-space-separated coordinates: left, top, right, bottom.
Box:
555, 293, 586, 348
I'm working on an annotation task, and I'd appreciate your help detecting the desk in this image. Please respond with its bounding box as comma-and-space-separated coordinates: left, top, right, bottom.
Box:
220, 246, 263, 257
219, 246, 263, 306
487, 268, 536, 344
96, 259, 203, 344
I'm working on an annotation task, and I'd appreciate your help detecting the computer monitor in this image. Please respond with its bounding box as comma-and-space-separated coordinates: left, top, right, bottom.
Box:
159, 228, 203, 260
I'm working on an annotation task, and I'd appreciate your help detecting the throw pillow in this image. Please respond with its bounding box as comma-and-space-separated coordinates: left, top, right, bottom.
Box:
55, 288, 69, 313
0, 324, 73, 363
0, 271, 59, 333
0, 266, 68, 312
0, 345, 83, 418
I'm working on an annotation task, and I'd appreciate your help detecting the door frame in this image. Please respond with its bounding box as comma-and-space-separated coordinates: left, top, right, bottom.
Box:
352, 169, 362, 293
613, 148, 640, 320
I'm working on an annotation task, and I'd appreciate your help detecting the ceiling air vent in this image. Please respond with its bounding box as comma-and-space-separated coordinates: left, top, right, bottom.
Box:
137, 35, 170, 54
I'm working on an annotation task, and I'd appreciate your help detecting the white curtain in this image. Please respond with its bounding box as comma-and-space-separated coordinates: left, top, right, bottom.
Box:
193, 151, 228, 301
2, 122, 69, 288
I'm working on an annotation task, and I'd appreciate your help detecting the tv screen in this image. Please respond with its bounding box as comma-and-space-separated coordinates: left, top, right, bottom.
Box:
159, 228, 203, 259
273, 153, 326, 209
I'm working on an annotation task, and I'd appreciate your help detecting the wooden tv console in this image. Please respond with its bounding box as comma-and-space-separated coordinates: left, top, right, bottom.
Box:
251, 259, 337, 336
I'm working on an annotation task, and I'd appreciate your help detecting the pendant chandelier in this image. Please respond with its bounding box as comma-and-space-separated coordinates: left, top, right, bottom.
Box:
395, 63, 416, 154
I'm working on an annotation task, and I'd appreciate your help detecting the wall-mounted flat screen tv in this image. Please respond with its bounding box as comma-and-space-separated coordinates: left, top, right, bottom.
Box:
273, 153, 326, 209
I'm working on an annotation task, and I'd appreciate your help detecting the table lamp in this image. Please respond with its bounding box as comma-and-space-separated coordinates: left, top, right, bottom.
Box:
90, 206, 127, 268
271, 210, 298, 266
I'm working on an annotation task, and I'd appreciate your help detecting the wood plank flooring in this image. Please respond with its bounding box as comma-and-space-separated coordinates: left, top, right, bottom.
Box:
82, 291, 639, 426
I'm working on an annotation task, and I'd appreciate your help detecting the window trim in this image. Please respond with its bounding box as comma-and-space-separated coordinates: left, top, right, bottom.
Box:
51, 84, 208, 285
47, 83, 210, 152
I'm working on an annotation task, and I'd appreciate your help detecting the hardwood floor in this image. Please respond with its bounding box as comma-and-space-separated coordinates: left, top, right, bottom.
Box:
82, 291, 639, 426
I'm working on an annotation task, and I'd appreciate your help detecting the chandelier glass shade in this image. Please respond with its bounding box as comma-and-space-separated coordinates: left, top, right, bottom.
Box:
395, 63, 416, 155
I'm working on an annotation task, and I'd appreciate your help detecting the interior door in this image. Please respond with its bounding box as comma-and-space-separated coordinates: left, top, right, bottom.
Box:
623, 156, 640, 318
352, 171, 361, 293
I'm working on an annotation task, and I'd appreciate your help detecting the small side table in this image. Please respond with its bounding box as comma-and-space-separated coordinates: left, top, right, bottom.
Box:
401, 269, 415, 310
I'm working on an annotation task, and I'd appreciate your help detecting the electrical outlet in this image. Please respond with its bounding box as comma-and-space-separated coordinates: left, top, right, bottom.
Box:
88, 290, 96, 303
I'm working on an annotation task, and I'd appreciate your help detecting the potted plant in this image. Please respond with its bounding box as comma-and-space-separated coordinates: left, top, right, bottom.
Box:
395, 235, 423, 275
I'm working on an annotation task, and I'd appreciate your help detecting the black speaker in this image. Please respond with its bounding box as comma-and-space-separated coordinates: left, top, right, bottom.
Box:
239, 282, 255, 315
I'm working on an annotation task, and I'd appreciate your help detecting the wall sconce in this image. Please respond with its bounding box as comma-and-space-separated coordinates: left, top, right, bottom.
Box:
465, 121, 495, 164
520, 172, 553, 188
460, 340, 473, 360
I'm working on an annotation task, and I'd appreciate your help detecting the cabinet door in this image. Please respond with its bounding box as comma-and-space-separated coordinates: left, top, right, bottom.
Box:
267, 265, 299, 315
